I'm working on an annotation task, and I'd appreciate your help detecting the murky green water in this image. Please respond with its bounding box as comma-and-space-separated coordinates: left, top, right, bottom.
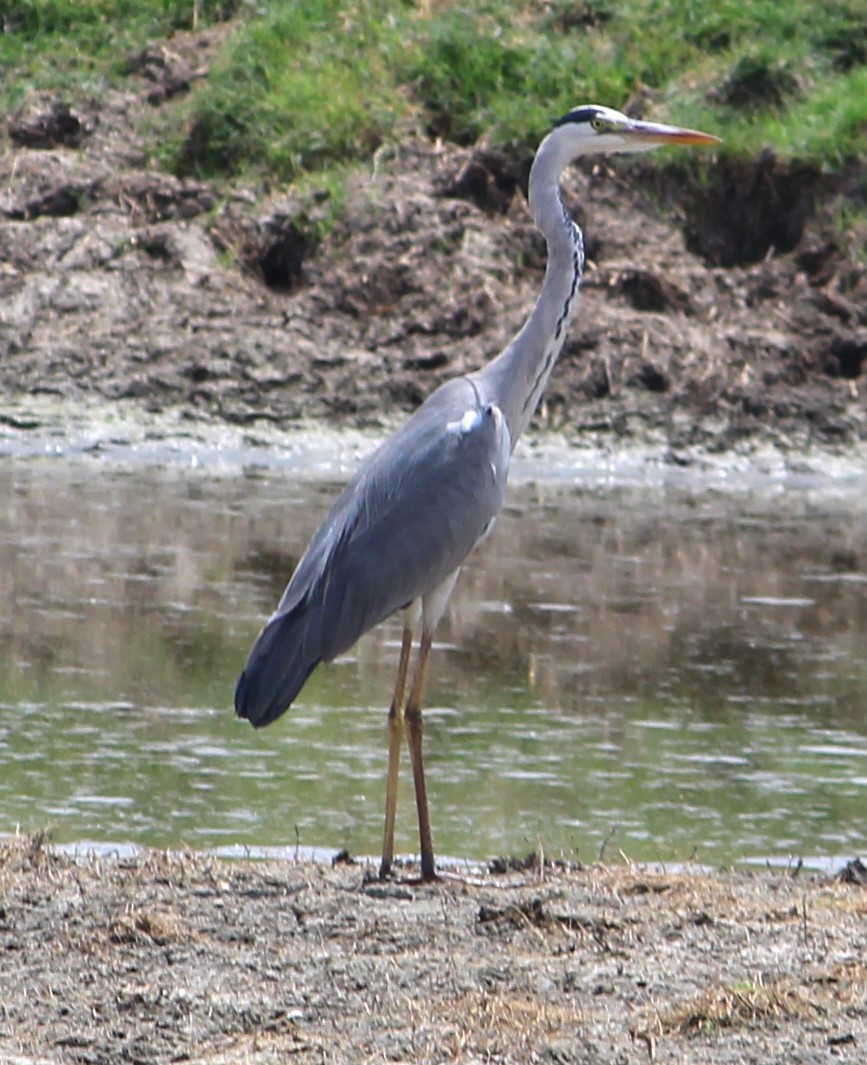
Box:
1, 438, 866, 870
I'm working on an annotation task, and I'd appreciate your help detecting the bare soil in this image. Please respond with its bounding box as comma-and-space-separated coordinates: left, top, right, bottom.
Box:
1, 836, 865, 1065
1, 38, 866, 455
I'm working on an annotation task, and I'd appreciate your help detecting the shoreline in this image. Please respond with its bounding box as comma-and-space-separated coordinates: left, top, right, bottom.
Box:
5, 394, 867, 499
2, 834, 865, 1064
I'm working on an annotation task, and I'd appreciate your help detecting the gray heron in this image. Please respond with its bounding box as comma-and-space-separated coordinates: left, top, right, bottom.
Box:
235, 105, 719, 881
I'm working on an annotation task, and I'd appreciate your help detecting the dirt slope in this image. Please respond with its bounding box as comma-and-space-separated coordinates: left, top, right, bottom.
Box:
2, 53, 866, 455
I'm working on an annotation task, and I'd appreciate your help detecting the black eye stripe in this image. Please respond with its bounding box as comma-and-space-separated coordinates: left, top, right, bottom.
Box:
553, 106, 603, 128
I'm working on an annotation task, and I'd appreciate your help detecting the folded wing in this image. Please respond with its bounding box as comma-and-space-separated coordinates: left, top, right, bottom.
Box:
235, 380, 511, 727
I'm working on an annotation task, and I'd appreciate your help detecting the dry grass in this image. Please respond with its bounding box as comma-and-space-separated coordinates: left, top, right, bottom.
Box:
632, 958, 867, 1055
0, 829, 69, 886
108, 905, 190, 946
400, 988, 579, 1061
659, 978, 820, 1036
2, 838, 866, 1064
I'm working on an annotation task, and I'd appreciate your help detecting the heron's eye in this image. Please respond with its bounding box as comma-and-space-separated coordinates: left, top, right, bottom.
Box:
591, 117, 607, 132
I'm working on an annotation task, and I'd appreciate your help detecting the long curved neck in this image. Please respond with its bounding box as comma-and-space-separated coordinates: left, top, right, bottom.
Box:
471, 131, 585, 448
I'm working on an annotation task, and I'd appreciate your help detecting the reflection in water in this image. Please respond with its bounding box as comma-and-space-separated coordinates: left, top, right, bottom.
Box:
1, 455, 866, 868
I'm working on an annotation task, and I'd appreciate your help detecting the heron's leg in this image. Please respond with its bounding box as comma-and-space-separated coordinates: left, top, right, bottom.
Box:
379, 619, 414, 880
404, 628, 436, 881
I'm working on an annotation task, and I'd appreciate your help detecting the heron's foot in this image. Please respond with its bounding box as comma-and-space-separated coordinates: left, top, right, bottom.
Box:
404, 868, 492, 886
376, 856, 440, 884
397, 870, 443, 886
374, 863, 488, 887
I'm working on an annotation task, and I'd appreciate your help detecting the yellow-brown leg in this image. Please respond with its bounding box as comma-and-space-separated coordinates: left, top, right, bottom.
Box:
404, 628, 436, 881
379, 622, 414, 879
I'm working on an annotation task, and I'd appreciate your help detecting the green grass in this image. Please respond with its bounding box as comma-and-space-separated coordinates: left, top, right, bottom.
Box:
0, 1, 235, 105
169, 0, 412, 177
3, 0, 865, 181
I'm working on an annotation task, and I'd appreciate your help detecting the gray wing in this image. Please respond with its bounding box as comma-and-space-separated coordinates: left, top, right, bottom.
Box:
235, 378, 511, 727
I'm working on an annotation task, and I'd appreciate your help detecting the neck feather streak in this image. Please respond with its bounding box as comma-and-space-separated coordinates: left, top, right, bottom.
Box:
471, 139, 585, 447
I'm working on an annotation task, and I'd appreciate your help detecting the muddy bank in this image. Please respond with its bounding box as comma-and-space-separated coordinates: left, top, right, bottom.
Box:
2, 77, 866, 456
1, 836, 865, 1064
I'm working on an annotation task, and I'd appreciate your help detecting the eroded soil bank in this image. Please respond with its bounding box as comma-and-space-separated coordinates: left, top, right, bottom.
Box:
2, 50, 866, 457
1, 837, 865, 1064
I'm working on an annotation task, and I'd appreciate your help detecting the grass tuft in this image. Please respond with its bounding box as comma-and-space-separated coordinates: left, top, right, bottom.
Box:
713, 50, 803, 112
169, 1, 414, 178
659, 979, 819, 1035
3, 0, 865, 183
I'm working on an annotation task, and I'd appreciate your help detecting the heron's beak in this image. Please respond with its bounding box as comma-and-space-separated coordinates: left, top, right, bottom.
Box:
624, 118, 721, 148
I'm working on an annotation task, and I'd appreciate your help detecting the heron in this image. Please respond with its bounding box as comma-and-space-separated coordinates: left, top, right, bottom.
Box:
235, 105, 719, 881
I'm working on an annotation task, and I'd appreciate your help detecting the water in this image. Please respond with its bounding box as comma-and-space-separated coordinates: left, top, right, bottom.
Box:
1, 425, 866, 871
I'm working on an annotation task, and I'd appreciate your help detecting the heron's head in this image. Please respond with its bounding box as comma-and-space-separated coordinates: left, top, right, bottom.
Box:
552, 104, 720, 157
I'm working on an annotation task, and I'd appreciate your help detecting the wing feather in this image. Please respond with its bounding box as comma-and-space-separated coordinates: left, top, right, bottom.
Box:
235, 379, 510, 727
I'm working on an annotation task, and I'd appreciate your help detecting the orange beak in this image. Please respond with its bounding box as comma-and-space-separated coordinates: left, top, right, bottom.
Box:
624, 118, 722, 148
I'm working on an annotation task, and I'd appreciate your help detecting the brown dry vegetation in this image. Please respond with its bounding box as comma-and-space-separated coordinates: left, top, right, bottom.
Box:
1, 835, 865, 1063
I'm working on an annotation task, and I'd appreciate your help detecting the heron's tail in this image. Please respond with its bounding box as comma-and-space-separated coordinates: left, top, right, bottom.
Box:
234, 602, 322, 728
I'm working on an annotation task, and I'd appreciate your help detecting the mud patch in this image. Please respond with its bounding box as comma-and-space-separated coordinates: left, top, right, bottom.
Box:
1, 46, 866, 454
1, 836, 865, 1064
8, 101, 88, 150
683, 152, 824, 267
